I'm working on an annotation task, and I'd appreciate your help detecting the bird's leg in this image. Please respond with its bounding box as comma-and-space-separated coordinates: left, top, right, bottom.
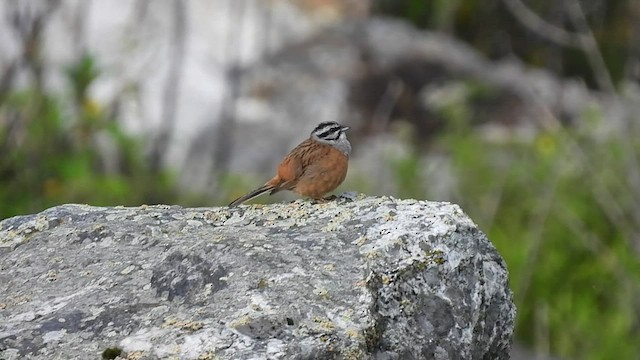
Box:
323, 194, 338, 201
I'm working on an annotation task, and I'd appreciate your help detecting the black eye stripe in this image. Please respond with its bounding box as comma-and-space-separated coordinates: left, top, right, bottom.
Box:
317, 127, 340, 138
321, 131, 340, 140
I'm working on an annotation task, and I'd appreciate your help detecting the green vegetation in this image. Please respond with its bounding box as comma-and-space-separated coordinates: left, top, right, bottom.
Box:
447, 128, 640, 359
0, 55, 177, 219
382, 82, 640, 359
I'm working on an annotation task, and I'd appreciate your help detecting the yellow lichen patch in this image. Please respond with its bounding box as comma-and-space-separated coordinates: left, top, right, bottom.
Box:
400, 298, 414, 314
352, 236, 367, 246
313, 286, 330, 300
200, 283, 213, 298
204, 210, 230, 225
381, 275, 391, 285
197, 352, 221, 360
320, 208, 353, 232
123, 351, 147, 360
229, 315, 252, 329
1, 295, 31, 308
50, 256, 64, 264
263, 212, 281, 222
342, 347, 367, 360
312, 316, 336, 332
322, 264, 336, 272
341, 309, 354, 319
34, 216, 51, 231
162, 317, 178, 327
46, 270, 58, 282
161, 317, 203, 332
320, 334, 330, 342
363, 250, 381, 260
179, 321, 204, 332
321, 221, 341, 232
0, 230, 18, 244
210, 234, 225, 243
345, 328, 363, 339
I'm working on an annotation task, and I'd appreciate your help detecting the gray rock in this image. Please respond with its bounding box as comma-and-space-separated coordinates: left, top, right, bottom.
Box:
0, 195, 515, 359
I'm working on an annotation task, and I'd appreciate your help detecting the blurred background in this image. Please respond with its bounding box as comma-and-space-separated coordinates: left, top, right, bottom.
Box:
1, 0, 640, 358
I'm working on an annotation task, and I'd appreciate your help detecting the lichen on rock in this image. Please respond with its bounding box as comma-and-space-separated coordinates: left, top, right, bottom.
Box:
0, 195, 514, 359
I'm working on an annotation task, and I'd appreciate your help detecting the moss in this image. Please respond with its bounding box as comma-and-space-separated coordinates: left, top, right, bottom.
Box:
362, 320, 383, 353
257, 277, 269, 289
425, 249, 446, 265
101, 347, 123, 360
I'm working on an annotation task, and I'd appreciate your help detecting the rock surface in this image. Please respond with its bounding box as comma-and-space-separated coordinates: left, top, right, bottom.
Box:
0, 195, 515, 359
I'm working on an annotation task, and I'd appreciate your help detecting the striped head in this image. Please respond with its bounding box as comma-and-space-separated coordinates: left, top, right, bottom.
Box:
310, 121, 351, 156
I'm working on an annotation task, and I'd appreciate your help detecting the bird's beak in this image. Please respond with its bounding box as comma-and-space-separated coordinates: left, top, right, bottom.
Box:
342, 126, 350, 131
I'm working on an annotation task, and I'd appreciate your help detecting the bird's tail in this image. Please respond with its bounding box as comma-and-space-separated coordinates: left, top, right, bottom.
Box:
229, 184, 275, 207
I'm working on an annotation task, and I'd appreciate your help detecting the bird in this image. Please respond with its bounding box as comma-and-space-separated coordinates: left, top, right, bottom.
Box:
229, 121, 351, 207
